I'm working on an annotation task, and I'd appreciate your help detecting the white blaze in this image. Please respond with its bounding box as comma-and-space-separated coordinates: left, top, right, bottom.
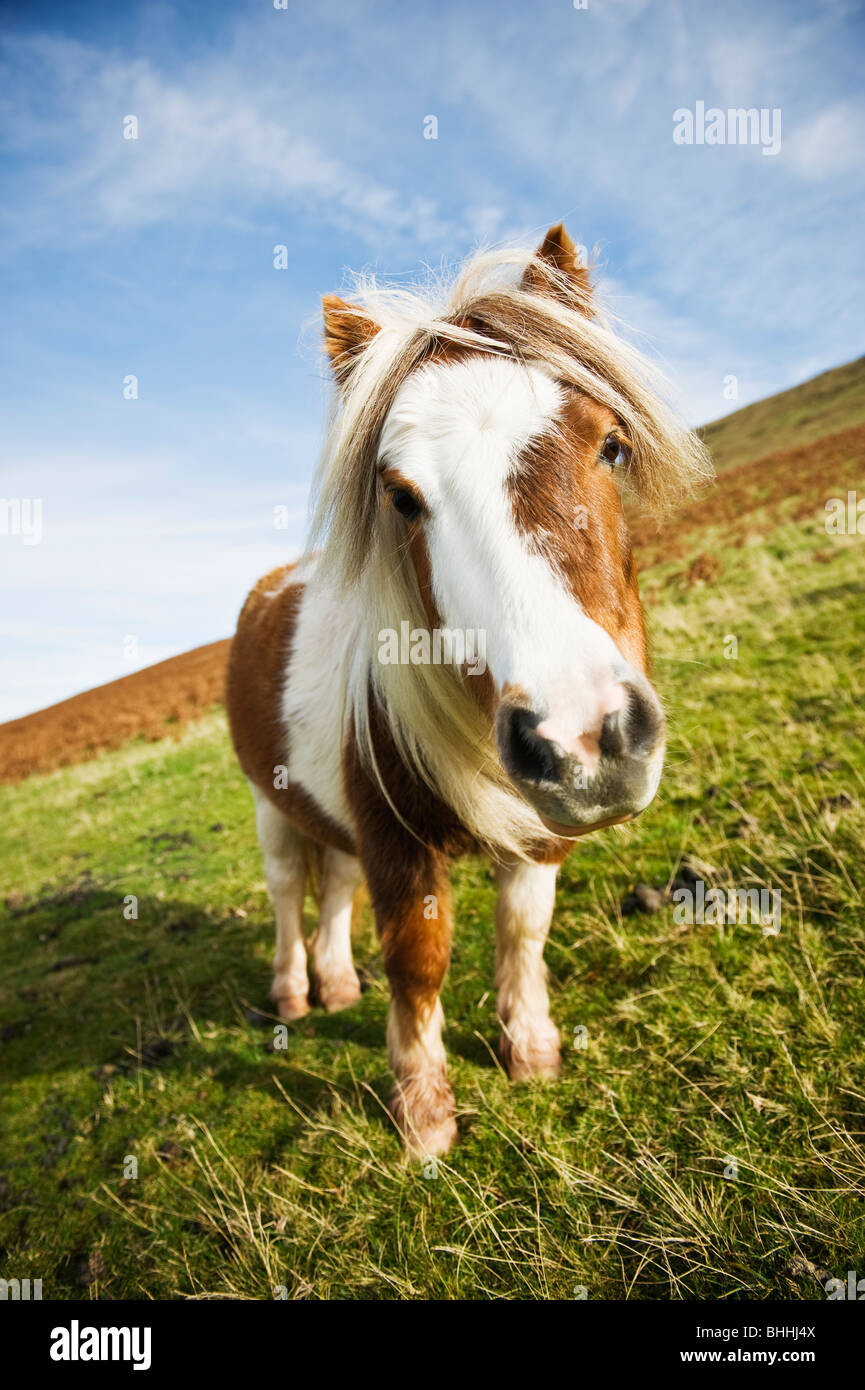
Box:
378, 355, 631, 732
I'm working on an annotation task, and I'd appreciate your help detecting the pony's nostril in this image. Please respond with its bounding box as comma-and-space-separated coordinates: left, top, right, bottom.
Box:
600, 706, 627, 760
624, 685, 663, 756
501, 706, 560, 785
601, 684, 663, 760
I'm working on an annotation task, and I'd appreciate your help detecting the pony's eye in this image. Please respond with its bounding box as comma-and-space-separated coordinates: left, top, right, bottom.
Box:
600, 433, 631, 469
389, 487, 423, 522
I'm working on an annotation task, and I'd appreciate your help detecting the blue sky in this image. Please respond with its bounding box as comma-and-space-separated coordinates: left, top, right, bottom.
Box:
1, 0, 863, 721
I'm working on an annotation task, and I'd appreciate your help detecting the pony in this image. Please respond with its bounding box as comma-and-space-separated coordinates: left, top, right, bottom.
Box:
226, 224, 710, 1157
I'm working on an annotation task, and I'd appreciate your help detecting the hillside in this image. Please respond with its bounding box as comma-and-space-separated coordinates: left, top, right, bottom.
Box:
0, 355, 862, 785
0, 640, 229, 783
699, 355, 865, 474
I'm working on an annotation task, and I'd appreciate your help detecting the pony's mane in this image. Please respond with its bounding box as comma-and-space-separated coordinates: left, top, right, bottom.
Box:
303, 240, 713, 860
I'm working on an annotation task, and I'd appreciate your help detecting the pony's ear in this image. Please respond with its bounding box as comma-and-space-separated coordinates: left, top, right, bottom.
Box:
522, 223, 592, 312
322, 295, 380, 385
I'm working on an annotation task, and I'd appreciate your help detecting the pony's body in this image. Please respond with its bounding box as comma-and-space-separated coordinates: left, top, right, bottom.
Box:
227, 226, 709, 1156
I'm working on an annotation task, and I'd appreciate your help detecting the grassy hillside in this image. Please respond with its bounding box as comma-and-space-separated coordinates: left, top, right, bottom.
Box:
1, 463, 863, 1298
699, 355, 865, 474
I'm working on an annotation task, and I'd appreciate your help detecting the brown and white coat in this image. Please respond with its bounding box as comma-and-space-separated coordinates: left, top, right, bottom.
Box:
226, 225, 710, 1156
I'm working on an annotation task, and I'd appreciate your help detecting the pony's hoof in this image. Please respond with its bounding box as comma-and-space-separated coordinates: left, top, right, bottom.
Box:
273, 993, 310, 1021
407, 1114, 458, 1159
390, 1076, 458, 1158
314, 972, 362, 1013
499, 1028, 561, 1082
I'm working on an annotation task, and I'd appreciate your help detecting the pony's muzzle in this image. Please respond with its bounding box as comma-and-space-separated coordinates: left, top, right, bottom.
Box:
496, 678, 666, 836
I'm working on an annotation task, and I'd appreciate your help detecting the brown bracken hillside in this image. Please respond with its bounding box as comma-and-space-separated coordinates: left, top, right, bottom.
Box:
0, 639, 229, 783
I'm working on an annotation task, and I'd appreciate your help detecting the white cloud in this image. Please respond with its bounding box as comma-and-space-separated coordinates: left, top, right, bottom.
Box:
0, 31, 458, 251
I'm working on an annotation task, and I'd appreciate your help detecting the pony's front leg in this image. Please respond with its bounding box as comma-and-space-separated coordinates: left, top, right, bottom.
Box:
370, 852, 457, 1158
495, 861, 561, 1080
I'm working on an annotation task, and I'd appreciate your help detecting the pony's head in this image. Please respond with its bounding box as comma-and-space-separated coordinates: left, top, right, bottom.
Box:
312, 225, 711, 852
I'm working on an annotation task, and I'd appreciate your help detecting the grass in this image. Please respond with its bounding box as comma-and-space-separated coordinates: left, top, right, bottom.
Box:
1, 490, 864, 1300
